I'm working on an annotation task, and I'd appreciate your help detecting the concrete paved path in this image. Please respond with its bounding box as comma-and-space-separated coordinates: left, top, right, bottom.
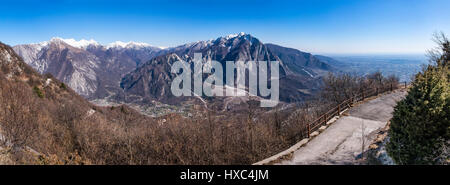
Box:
277, 90, 407, 165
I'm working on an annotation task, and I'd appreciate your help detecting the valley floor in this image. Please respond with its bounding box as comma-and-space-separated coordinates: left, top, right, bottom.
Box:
276, 89, 407, 165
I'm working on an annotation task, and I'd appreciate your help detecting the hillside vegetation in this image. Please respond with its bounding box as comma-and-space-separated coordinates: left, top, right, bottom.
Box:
387, 33, 449, 164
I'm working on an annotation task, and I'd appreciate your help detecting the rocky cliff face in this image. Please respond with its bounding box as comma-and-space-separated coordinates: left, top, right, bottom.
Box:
13, 38, 163, 98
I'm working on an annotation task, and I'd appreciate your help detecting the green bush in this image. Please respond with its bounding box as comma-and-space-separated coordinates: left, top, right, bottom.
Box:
60, 83, 67, 90
33, 86, 44, 98
387, 33, 449, 164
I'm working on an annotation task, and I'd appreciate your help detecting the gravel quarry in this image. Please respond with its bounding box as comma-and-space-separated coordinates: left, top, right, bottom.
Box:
276, 89, 407, 165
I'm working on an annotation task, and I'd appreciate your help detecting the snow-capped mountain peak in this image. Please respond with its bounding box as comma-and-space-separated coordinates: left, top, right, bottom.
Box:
35, 37, 164, 50
50, 37, 99, 48
224, 32, 247, 40
106, 41, 151, 49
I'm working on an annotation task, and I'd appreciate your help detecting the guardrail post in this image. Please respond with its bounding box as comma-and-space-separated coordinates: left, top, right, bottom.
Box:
324, 114, 327, 125
362, 90, 365, 101
338, 104, 341, 116
307, 123, 310, 138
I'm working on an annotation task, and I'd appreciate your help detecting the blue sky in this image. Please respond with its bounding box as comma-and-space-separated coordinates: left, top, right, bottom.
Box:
1, 0, 449, 54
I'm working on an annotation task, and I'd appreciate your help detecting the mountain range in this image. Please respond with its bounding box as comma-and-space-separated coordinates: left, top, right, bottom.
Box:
13, 33, 338, 111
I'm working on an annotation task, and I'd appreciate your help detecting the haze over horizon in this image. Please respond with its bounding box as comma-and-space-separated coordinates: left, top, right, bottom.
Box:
1, 0, 449, 54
